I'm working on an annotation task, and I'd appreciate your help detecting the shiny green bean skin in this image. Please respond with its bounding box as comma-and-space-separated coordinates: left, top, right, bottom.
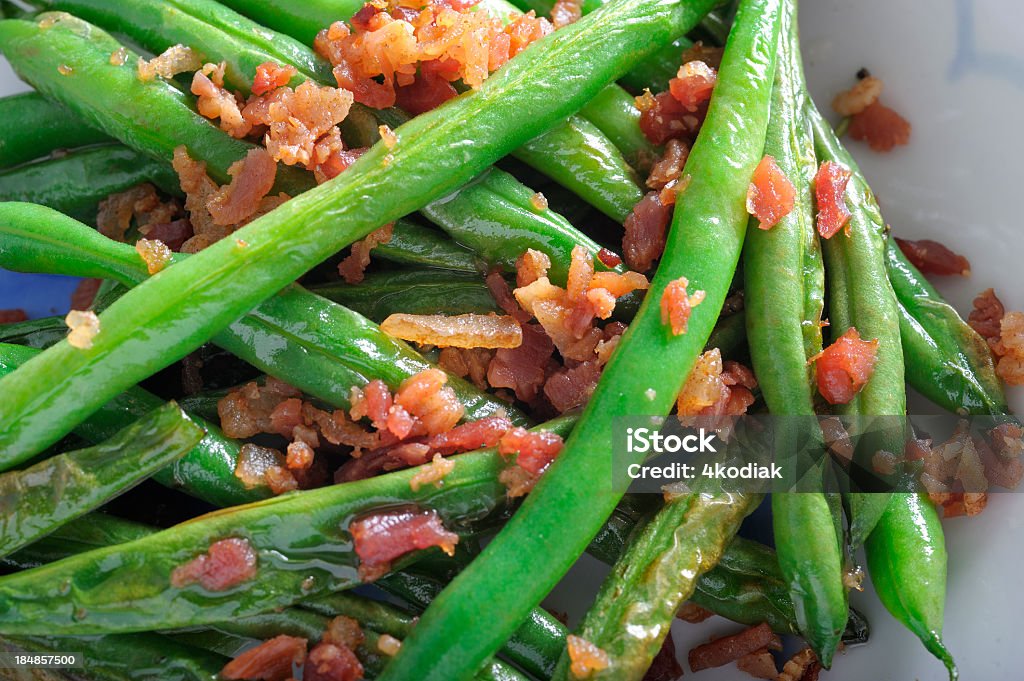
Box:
0, 417, 572, 635
745, 2, 845, 666
0, 401, 201, 558
312, 271, 498, 323
865, 492, 956, 680
0, 144, 180, 224
0, 91, 112, 168
0, 314, 68, 349
576, 80, 656, 167
808, 105, 905, 547
553, 491, 760, 680
375, 2, 780, 678
0, 342, 265, 507
0, 204, 520, 464
0, 0, 719, 459
886, 241, 1008, 416
376, 220, 481, 273
1, 513, 152, 570
0, 14, 311, 193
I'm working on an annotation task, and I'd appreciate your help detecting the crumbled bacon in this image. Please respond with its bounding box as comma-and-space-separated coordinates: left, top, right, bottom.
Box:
137, 44, 201, 82
777, 648, 820, 681
597, 248, 622, 268
498, 426, 564, 475
134, 237, 173, 275
736, 648, 778, 680
65, 309, 100, 349
425, 414, 512, 455
814, 161, 852, 238
849, 101, 911, 152
304, 642, 364, 681
636, 89, 706, 145
220, 635, 307, 681
968, 288, 1005, 346
566, 635, 609, 678
286, 440, 315, 470
394, 368, 465, 436
895, 237, 970, 276
323, 616, 365, 650
677, 602, 714, 623
623, 191, 671, 271
208, 148, 278, 226
487, 269, 533, 324
192, 63, 251, 138
647, 138, 689, 191
746, 155, 795, 230
544, 360, 601, 412
993, 312, 1024, 385
97, 183, 182, 243
339, 224, 394, 284
140, 219, 193, 251
661, 277, 705, 336
350, 509, 459, 581
643, 630, 683, 681
70, 278, 103, 311
550, 0, 583, 28
253, 62, 298, 95
218, 378, 302, 439
315, 146, 368, 182
688, 623, 781, 672
394, 68, 458, 115
380, 313, 523, 349
171, 537, 258, 591
235, 444, 292, 490
812, 327, 879, 405
488, 323, 556, 402
516, 249, 552, 287
831, 75, 883, 116
437, 347, 494, 390
409, 453, 456, 491
669, 60, 717, 112
0, 309, 27, 324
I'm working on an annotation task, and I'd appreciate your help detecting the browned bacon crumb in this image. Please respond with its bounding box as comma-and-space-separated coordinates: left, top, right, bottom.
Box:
597, 248, 622, 268
677, 602, 714, 623
139, 219, 194, 251
647, 138, 689, 191
409, 453, 456, 491
323, 616, 365, 650
550, 0, 583, 28
992, 312, 1024, 385
135, 238, 173, 275
499, 427, 564, 475
544, 360, 601, 413
350, 508, 459, 581
814, 161, 852, 239
208, 148, 278, 226
623, 191, 671, 272
97, 183, 181, 243
0, 309, 27, 324
235, 443, 294, 491
65, 310, 100, 349
381, 313, 523, 349
849, 101, 911, 152
636, 89, 706, 147
253, 61, 298, 95
137, 44, 202, 82
220, 635, 307, 681
688, 623, 781, 672
669, 60, 717, 112
286, 440, 315, 471
516, 249, 552, 287
968, 288, 1005, 346
736, 648, 778, 680
566, 635, 609, 678
394, 368, 465, 436
171, 537, 258, 591
661, 277, 705, 336
777, 647, 820, 681
304, 641, 364, 681
643, 629, 683, 681
192, 62, 251, 138
437, 347, 494, 390
895, 237, 971, 276
746, 154, 796, 230
811, 327, 879, 405
338, 224, 394, 284
487, 323, 557, 403
831, 75, 883, 116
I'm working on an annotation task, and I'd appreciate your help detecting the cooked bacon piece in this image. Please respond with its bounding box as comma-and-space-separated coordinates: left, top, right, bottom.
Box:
304, 642, 364, 681
550, 0, 583, 28
0, 309, 27, 324
597, 248, 622, 268
409, 453, 456, 491
488, 323, 556, 402
736, 648, 778, 680
425, 415, 512, 455
688, 623, 781, 672
110, 47, 129, 66
636, 89, 705, 146
487, 269, 533, 323
316, 146, 368, 182
498, 426, 564, 475
395, 64, 458, 115
352, 379, 393, 430
220, 635, 307, 681
286, 440, 315, 470
968, 288, 1005, 345
812, 327, 879, 405
669, 60, 717, 112
137, 44, 201, 82
323, 616, 365, 650
253, 62, 297, 95
677, 349, 723, 415
624, 191, 671, 272
849, 101, 911, 152
677, 602, 714, 623
935, 491, 988, 518
894, 237, 970, 276
589, 271, 650, 298
243, 81, 353, 168
234, 443, 287, 489
647, 138, 689, 191
171, 537, 258, 591
140, 219, 193, 251
566, 635, 609, 678
218, 378, 302, 438
208, 148, 278, 226
394, 368, 465, 436
193, 63, 251, 138
69, 278, 103, 311
438, 347, 493, 390
831, 75, 883, 116
544, 360, 601, 413
65, 310, 100, 349
380, 313, 523, 349
338, 223, 394, 284
566, 245, 594, 303
586, 288, 617, 320
777, 648, 819, 681
814, 161, 852, 239
516, 249, 552, 287
350, 509, 459, 580
661, 277, 705, 336
532, 298, 603, 361
643, 630, 683, 681
97, 183, 181, 243
993, 311, 1024, 385
135, 238, 173, 275
746, 155, 795, 230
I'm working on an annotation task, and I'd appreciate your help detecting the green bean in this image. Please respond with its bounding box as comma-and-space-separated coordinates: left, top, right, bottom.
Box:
865, 490, 957, 680
744, 1, 845, 666
0, 401, 201, 558
554, 489, 760, 680
0, 416, 573, 634
376, 220, 482, 273
1, 513, 152, 570
0, 0, 711, 458
375, 1, 781, 678
0, 91, 112, 168
886, 240, 1008, 416
0, 314, 69, 349
0, 342, 266, 507
808, 104, 906, 547
0, 13, 311, 193
0, 144, 180, 224
0, 204, 521, 465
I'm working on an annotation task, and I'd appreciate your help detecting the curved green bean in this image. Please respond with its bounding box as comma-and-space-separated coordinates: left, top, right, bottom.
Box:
0, 91, 112, 168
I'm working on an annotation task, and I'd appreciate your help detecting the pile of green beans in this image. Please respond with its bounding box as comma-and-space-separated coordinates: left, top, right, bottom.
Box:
0, 91, 111, 168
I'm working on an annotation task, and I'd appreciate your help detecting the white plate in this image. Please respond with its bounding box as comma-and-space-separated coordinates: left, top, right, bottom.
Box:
1, 1, 1022, 679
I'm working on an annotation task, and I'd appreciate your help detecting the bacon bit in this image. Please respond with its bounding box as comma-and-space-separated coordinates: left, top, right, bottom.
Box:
171, 537, 258, 591
135, 238, 173, 275
219, 378, 302, 438
831, 75, 883, 116
644, 630, 683, 681
377, 634, 402, 656
304, 642, 364, 681
498, 426, 564, 475
409, 453, 456, 491
544, 360, 601, 413
550, 0, 583, 28
516, 249, 552, 287
380, 313, 523, 349
0, 309, 27, 324
140, 219, 194, 251
993, 312, 1024, 385
677, 602, 714, 623
637, 90, 705, 145
894, 237, 971, 276
624, 191, 671, 271
814, 160, 852, 238
208, 149, 278, 226
499, 465, 538, 497
137, 45, 202, 82
746, 155, 796, 230
323, 616, 365, 650
849, 101, 911, 152
286, 440, 315, 471
220, 635, 307, 681
487, 269, 533, 323
680, 41, 723, 70
937, 491, 989, 518
69, 278, 103, 311
234, 444, 287, 489
661, 277, 705, 336
647, 139, 689, 191
968, 288, 1005, 346
109, 46, 129, 66
688, 623, 782, 672
350, 509, 459, 581
64, 310, 100, 349
425, 415, 512, 455
596, 248, 622, 268
777, 648, 820, 681
529, 192, 549, 211
339, 224, 394, 284
669, 60, 717, 112
437, 347, 494, 391
394, 69, 457, 115
586, 288, 617, 320
253, 62, 297, 95
395, 368, 465, 436
677, 349, 724, 415
378, 125, 398, 149
589, 271, 650, 298
192, 63, 251, 138
566, 635, 609, 678
172, 146, 229, 250
316, 146, 368, 182
97, 183, 181, 242
811, 327, 879, 404
736, 648, 778, 680
980, 433, 1024, 489
567, 245, 594, 303
488, 323, 556, 402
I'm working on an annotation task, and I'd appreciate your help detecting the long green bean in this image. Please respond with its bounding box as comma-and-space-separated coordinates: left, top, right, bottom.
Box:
0, 91, 112, 168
